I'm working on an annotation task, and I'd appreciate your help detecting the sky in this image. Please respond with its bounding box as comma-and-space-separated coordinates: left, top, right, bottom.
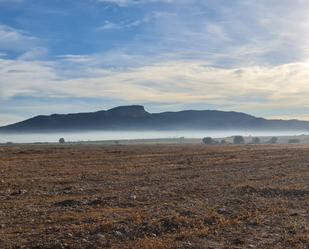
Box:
1, 0, 309, 125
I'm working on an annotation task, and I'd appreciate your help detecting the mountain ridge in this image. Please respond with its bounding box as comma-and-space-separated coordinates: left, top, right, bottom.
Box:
1, 105, 309, 133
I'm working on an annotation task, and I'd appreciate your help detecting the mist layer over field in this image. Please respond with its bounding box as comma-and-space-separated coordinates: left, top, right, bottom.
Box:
0, 130, 307, 144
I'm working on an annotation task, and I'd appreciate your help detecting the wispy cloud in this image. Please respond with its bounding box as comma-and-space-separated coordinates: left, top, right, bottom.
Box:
97, 20, 122, 30
57, 54, 96, 63
97, 0, 176, 7
98, 12, 163, 30
0, 25, 39, 52
2, 56, 309, 110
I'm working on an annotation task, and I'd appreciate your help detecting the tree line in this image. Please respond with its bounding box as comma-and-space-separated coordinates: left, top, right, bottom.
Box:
202, 136, 300, 145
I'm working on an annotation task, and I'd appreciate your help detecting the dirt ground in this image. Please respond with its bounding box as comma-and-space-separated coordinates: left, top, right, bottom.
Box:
0, 144, 308, 249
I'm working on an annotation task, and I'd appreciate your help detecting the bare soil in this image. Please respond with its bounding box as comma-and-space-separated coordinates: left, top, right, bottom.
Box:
0, 144, 308, 248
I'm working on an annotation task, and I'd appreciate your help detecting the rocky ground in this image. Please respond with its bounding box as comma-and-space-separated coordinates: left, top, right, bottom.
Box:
0, 144, 308, 248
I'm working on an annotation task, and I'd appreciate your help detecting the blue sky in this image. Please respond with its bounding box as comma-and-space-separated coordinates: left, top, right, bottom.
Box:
1, 0, 309, 125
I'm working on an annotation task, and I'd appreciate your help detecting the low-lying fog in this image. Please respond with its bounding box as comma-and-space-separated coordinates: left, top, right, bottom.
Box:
0, 130, 308, 144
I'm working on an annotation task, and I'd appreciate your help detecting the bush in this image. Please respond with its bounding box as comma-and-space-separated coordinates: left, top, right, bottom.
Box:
59, 138, 65, 144
251, 137, 260, 144
220, 139, 227, 144
233, 136, 245, 144
202, 137, 216, 145
268, 137, 278, 144
288, 138, 300, 144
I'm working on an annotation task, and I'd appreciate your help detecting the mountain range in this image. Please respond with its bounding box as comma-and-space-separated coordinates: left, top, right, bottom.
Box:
1, 105, 309, 133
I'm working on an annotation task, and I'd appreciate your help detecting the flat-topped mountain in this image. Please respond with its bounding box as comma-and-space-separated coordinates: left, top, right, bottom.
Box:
1, 105, 309, 133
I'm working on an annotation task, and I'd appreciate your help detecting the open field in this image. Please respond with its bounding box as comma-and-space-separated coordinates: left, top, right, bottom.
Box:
0, 144, 308, 249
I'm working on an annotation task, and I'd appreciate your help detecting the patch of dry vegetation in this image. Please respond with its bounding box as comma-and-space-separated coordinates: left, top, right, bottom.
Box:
0, 144, 308, 248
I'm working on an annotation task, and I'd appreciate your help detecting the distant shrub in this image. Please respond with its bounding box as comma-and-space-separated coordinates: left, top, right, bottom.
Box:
59, 138, 65, 144
251, 137, 261, 144
233, 136, 245, 145
288, 138, 300, 144
268, 137, 278, 144
220, 139, 227, 144
179, 137, 185, 143
202, 137, 216, 145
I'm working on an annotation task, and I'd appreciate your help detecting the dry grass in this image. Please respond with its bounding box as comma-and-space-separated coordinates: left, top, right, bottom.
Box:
0, 144, 308, 248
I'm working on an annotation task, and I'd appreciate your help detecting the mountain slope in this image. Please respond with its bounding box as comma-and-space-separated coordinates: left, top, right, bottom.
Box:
1, 105, 309, 132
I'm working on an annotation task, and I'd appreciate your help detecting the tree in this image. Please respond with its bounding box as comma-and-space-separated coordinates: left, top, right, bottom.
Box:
251, 137, 260, 144
233, 136, 245, 145
220, 139, 227, 145
288, 138, 300, 144
202, 137, 215, 145
268, 137, 278, 144
59, 138, 65, 144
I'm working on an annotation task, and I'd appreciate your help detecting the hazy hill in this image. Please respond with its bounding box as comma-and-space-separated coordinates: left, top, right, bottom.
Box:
1, 105, 309, 133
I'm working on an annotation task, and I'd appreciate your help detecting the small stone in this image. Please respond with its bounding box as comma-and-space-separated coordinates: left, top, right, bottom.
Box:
248, 220, 258, 227
95, 233, 107, 245
95, 233, 106, 240
218, 208, 226, 213
114, 231, 123, 238
233, 237, 245, 245
184, 241, 192, 246
82, 239, 88, 243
